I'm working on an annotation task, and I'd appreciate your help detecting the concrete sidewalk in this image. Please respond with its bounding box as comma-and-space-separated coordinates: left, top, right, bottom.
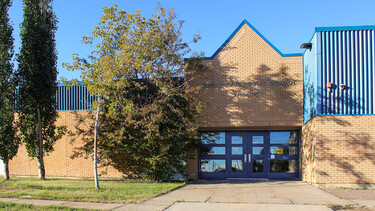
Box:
1, 180, 374, 210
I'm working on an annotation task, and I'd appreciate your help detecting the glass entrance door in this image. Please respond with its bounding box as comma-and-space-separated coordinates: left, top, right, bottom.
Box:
199, 131, 298, 180
248, 133, 269, 178
227, 132, 269, 178
226, 132, 247, 178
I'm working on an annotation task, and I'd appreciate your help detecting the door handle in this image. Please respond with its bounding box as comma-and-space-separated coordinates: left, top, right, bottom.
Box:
248, 154, 251, 163
244, 154, 247, 162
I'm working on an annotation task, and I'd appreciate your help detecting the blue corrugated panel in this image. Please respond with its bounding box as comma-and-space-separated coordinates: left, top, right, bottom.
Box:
303, 33, 319, 123
56, 85, 93, 111
319, 29, 375, 115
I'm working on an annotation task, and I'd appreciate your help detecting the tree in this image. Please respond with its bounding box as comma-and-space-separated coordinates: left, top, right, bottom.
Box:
15, 0, 65, 180
0, 0, 20, 180
64, 4, 205, 180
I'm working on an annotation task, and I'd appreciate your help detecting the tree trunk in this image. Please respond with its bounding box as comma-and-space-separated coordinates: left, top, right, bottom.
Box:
37, 106, 45, 180
4, 159, 9, 180
94, 104, 100, 189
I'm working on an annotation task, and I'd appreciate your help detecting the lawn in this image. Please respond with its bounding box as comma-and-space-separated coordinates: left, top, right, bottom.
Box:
0, 177, 184, 204
0, 202, 93, 211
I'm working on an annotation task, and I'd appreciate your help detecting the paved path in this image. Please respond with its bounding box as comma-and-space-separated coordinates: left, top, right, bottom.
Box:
324, 188, 375, 208
1, 180, 374, 210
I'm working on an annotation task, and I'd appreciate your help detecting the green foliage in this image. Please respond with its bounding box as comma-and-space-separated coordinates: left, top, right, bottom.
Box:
0, 0, 19, 176
15, 0, 65, 167
64, 4, 205, 180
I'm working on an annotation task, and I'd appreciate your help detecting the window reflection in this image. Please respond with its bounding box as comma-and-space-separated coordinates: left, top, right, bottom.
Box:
231, 147, 243, 155
232, 160, 243, 172
270, 160, 297, 173
270, 132, 297, 144
252, 136, 264, 144
252, 147, 264, 155
270, 146, 296, 155
201, 132, 225, 144
253, 160, 263, 172
231, 136, 243, 144
200, 160, 226, 172
207, 147, 226, 155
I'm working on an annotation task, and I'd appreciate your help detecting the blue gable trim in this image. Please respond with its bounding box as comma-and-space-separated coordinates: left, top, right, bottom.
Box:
316, 25, 375, 32
206, 19, 302, 60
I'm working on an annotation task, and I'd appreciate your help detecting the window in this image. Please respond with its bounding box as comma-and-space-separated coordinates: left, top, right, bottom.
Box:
200, 160, 226, 172
201, 132, 225, 144
270, 132, 297, 144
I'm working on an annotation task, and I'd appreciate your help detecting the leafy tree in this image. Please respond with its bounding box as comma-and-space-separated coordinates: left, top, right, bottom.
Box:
64, 4, 205, 180
15, 0, 65, 180
0, 0, 20, 180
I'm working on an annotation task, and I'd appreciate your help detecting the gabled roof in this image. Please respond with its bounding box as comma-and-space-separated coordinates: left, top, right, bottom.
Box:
315, 25, 375, 32
205, 19, 303, 60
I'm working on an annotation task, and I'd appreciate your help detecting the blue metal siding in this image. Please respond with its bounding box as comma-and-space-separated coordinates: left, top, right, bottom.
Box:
319, 30, 375, 115
303, 33, 319, 123
56, 85, 94, 111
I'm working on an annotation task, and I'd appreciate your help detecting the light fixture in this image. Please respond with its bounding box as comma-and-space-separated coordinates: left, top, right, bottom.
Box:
300, 43, 312, 50
326, 82, 333, 92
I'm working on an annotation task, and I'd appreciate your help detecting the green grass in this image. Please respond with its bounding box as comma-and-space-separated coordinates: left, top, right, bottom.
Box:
0, 202, 94, 211
0, 177, 184, 204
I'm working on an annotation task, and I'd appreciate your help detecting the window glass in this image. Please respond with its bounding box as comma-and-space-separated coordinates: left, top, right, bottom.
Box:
270, 146, 296, 155
201, 132, 225, 144
231, 136, 243, 144
270, 160, 297, 173
253, 160, 263, 172
232, 160, 243, 172
252, 147, 264, 155
270, 132, 297, 144
252, 136, 264, 144
207, 147, 226, 155
231, 147, 243, 155
200, 160, 226, 172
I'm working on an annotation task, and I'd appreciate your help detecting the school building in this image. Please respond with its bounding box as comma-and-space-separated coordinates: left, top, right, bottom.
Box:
3, 20, 375, 186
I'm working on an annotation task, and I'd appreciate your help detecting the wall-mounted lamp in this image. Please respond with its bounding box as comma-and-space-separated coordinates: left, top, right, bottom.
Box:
339, 84, 346, 90
326, 82, 333, 92
300, 43, 312, 50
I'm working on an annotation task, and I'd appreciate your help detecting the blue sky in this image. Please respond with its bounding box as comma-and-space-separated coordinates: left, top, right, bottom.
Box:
8, 0, 375, 80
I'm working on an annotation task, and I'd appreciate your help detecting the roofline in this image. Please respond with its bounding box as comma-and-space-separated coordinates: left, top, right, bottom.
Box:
205, 19, 302, 60
315, 25, 375, 32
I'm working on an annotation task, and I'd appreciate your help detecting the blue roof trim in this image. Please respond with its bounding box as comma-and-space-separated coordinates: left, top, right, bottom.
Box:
206, 19, 302, 60
316, 25, 375, 32
58, 81, 85, 86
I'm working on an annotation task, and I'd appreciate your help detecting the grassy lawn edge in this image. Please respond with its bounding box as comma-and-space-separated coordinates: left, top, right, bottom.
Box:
0, 201, 95, 211
0, 177, 186, 204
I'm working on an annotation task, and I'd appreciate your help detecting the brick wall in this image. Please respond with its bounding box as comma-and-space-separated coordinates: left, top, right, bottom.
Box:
190, 23, 303, 130
301, 115, 375, 184
9, 111, 123, 178
10, 23, 304, 180
186, 23, 303, 179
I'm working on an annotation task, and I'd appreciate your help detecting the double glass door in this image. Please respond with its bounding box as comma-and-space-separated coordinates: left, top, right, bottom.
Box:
198, 131, 298, 180
227, 132, 269, 178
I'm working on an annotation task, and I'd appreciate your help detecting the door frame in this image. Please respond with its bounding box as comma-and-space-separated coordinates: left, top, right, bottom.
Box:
198, 130, 299, 180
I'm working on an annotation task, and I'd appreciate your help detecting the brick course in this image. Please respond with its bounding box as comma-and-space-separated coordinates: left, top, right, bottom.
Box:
301, 115, 375, 184
190, 24, 303, 130
9, 111, 123, 178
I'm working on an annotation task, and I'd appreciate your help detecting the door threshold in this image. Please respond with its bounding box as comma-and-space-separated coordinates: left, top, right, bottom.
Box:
227, 178, 269, 180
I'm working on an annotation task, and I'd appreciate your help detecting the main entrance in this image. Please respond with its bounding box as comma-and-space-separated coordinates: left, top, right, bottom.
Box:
227, 132, 269, 178
199, 131, 298, 180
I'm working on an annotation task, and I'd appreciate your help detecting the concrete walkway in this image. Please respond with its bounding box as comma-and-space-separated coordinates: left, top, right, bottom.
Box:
1, 180, 373, 210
